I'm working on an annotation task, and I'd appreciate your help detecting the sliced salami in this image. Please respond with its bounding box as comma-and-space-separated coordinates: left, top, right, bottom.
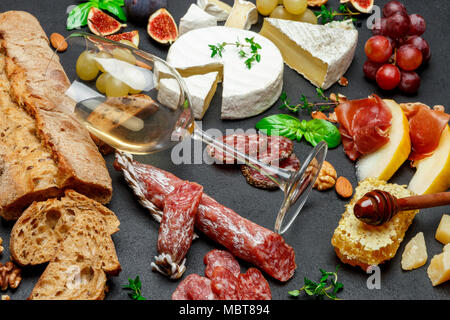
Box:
204, 249, 241, 279
211, 266, 241, 300
172, 274, 217, 300
241, 153, 301, 190
115, 155, 297, 282
152, 181, 203, 279
257, 136, 294, 165
238, 268, 272, 300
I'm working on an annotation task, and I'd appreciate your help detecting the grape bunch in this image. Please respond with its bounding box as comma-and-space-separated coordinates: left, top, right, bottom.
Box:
363, 0, 430, 94
256, 0, 317, 24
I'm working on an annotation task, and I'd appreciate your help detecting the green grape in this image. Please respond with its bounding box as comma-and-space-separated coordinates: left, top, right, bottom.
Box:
256, 0, 278, 16
112, 47, 136, 65
105, 76, 130, 97
296, 8, 317, 24
95, 51, 112, 73
270, 5, 298, 20
96, 72, 110, 94
76, 50, 99, 81
283, 0, 307, 15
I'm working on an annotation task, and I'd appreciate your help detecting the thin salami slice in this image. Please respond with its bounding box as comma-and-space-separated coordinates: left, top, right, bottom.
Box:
204, 249, 241, 279
241, 153, 301, 190
152, 181, 203, 279
211, 266, 241, 300
115, 156, 297, 282
257, 136, 294, 165
238, 268, 272, 300
172, 274, 217, 300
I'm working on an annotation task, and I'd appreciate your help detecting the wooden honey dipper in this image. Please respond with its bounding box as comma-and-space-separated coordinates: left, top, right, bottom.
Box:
354, 190, 450, 226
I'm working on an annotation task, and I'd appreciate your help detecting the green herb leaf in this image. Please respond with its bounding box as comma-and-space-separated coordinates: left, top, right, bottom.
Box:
99, 0, 127, 21
256, 114, 305, 142
66, 2, 95, 30
304, 119, 341, 148
289, 267, 343, 300
123, 276, 146, 300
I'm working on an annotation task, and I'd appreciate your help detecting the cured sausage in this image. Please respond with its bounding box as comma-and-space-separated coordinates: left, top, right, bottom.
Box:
172, 274, 217, 300
115, 153, 297, 282
204, 249, 241, 279
210, 266, 241, 300
238, 268, 272, 300
152, 181, 203, 279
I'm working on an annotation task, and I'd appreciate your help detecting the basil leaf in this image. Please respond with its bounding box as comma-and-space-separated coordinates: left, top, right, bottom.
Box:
99, 1, 127, 21
255, 114, 305, 141
66, 2, 95, 30
304, 119, 341, 148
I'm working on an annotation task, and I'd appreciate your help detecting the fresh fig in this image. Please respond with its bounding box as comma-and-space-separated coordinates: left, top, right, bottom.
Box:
88, 7, 126, 36
106, 31, 140, 47
350, 0, 374, 14
125, 0, 167, 24
147, 8, 178, 45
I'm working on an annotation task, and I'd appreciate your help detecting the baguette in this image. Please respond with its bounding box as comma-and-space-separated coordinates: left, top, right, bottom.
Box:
331, 178, 419, 270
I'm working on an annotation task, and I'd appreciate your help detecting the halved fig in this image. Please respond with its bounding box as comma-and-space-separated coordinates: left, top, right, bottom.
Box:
350, 0, 374, 13
106, 31, 140, 47
88, 7, 126, 36
147, 8, 178, 44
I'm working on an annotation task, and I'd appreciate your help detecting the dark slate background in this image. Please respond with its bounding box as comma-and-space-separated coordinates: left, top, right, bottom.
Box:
0, 0, 449, 300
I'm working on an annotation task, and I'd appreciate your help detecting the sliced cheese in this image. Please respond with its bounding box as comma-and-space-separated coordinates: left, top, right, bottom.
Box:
197, 0, 232, 21
179, 4, 217, 36
158, 72, 220, 119
436, 214, 450, 245
225, 0, 258, 30
259, 18, 358, 89
401, 232, 428, 271
167, 26, 283, 120
427, 245, 450, 286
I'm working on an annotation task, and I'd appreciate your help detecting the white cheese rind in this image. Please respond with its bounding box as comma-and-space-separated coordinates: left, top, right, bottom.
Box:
225, 0, 258, 30
179, 4, 217, 36
262, 18, 358, 89
197, 0, 231, 21
167, 26, 283, 120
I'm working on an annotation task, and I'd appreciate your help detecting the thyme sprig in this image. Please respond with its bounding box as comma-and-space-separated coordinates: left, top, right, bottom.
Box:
123, 276, 146, 300
209, 37, 262, 69
314, 4, 360, 24
279, 88, 338, 114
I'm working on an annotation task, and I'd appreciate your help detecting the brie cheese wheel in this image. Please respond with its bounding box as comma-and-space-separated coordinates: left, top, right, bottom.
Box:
260, 18, 358, 89
167, 26, 283, 120
179, 4, 217, 36
158, 72, 220, 119
225, 0, 258, 30
197, 0, 232, 21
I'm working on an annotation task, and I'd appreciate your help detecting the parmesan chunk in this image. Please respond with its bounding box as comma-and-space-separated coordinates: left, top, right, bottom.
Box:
435, 214, 450, 245
401, 232, 427, 270
427, 244, 450, 286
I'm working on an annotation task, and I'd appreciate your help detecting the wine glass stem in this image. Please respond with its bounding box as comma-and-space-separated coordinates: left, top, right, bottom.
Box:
192, 127, 292, 190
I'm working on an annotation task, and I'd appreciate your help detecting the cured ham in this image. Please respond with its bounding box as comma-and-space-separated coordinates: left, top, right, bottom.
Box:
336, 95, 392, 161
400, 103, 450, 161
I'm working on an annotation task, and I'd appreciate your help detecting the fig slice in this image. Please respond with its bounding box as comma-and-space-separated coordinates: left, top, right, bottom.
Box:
350, 0, 374, 13
88, 7, 126, 36
106, 31, 140, 47
147, 8, 178, 44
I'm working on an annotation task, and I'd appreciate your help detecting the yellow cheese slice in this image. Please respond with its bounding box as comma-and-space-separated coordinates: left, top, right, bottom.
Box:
436, 214, 450, 245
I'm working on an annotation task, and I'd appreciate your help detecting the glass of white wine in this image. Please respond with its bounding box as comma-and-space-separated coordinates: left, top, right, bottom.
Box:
54, 32, 327, 234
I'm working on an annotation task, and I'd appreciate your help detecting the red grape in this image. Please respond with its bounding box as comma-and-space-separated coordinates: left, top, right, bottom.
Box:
376, 64, 401, 90
398, 70, 421, 94
386, 12, 411, 39
372, 18, 388, 36
383, 1, 407, 18
365, 36, 393, 63
404, 35, 431, 63
363, 60, 383, 80
396, 45, 423, 71
408, 14, 426, 36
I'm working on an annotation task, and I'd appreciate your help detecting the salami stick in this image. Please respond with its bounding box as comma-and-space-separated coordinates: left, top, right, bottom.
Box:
151, 181, 203, 279
115, 152, 297, 282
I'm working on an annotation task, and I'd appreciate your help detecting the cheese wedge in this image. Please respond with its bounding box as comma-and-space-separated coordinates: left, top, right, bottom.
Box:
427, 244, 450, 286
158, 72, 220, 119
179, 4, 217, 36
167, 26, 283, 120
225, 0, 258, 30
197, 0, 232, 21
259, 18, 358, 89
436, 214, 450, 245
401, 232, 428, 271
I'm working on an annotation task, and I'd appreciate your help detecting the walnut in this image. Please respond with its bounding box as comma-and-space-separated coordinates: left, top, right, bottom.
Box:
0, 262, 22, 291
1, 295, 10, 300
0, 237, 3, 254
433, 105, 445, 112
338, 76, 349, 86
314, 161, 337, 191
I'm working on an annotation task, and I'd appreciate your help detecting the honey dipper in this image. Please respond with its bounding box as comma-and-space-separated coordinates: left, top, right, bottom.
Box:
353, 190, 450, 226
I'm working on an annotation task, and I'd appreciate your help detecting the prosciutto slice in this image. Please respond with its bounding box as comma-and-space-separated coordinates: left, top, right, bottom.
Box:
401, 103, 450, 161
336, 95, 392, 161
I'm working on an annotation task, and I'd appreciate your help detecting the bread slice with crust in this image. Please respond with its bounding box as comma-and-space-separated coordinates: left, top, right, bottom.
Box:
331, 178, 419, 270
10, 190, 119, 268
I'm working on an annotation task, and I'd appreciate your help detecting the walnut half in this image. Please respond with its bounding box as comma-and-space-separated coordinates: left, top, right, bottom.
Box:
314, 161, 337, 191
0, 262, 22, 291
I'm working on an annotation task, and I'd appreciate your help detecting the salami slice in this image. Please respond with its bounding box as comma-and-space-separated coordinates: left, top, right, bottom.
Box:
152, 181, 203, 279
115, 154, 297, 282
258, 136, 294, 165
210, 266, 241, 300
238, 268, 272, 300
204, 249, 241, 279
172, 274, 217, 300
241, 153, 301, 190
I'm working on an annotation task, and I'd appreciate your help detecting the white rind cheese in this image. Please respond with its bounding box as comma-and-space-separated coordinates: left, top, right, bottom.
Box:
179, 4, 217, 36
167, 26, 283, 120
225, 0, 258, 30
260, 18, 358, 89
197, 0, 232, 22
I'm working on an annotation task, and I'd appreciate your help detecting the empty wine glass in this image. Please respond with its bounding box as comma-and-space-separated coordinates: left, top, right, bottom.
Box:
50, 32, 327, 234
